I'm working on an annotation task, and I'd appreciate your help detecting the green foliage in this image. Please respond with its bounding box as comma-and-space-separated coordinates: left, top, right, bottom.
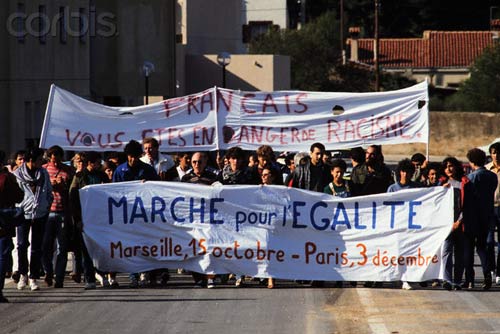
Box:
249, 11, 416, 92
444, 44, 500, 112
250, 11, 341, 91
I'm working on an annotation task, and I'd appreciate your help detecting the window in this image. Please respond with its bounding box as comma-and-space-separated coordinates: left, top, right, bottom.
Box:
24, 100, 43, 142
16, 3, 26, 43
79, 7, 86, 43
242, 21, 277, 43
39, 5, 47, 44
59, 6, 67, 44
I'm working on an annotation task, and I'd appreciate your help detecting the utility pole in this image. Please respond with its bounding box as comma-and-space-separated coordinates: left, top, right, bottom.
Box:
340, 0, 345, 64
300, 0, 307, 28
374, 0, 380, 91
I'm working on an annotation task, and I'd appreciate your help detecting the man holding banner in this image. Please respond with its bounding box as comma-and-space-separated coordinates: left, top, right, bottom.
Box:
113, 140, 159, 288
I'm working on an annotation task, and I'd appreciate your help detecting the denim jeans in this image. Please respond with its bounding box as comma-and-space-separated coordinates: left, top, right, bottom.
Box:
0, 236, 14, 291
490, 207, 500, 276
17, 216, 47, 279
79, 232, 96, 283
464, 231, 490, 283
443, 229, 464, 284
42, 212, 68, 283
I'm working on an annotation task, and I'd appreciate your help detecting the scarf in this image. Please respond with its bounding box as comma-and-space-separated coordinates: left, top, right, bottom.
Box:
15, 163, 45, 201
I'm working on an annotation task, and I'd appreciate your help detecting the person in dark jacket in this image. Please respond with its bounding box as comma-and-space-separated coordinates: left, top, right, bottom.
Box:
461, 148, 498, 290
0, 150, 24, 302
290, 142, 332, 287
69, 151, 109, 289
290, 142, 331, 192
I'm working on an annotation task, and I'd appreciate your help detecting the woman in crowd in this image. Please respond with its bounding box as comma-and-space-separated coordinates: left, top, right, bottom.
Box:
440, 157, 467, 290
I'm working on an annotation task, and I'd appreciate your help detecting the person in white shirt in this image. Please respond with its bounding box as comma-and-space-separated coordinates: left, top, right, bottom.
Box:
140, 137, 175, 181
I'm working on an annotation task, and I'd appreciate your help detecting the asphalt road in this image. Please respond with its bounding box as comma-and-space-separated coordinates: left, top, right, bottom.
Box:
2, 272, 500, 334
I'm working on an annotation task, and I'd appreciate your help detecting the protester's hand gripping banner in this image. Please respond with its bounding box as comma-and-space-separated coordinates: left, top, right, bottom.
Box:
80, 182, 452, 281
41, 82, 429, 152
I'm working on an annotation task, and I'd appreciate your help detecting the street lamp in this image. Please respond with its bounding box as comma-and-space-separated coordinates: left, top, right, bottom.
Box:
142, 61, 155, 105
217, 52, 231, 88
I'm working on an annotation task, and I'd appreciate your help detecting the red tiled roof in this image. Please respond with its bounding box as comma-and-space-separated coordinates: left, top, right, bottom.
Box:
352, 31, 496, 68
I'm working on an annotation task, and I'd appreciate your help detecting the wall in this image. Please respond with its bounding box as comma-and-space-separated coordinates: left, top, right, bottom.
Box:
185, 54, 290, 93
383, 112, 500, 159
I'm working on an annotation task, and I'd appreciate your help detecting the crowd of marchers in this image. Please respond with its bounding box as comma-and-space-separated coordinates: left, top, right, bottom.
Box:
0, 138, 498, 302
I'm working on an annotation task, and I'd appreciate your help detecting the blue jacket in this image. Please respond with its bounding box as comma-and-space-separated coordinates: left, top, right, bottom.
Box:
113, 160, 160, 182
463, 167, 498, 235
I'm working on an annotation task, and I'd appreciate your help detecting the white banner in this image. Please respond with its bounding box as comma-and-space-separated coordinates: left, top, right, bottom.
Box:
41, 82, 429, 152
80, 182, 453, 281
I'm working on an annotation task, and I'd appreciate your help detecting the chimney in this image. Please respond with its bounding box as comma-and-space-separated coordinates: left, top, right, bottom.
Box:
348, 27, 361, 62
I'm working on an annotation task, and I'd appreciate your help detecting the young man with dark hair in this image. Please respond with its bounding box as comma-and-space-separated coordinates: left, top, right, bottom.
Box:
461, 148, 498, 290
291, 142, 332, 287
113, 140, 159, 182
69, 151, 109, 289
113, 140, 159, 288
291, 142, 331, 192
13, 148, 53, 291
42, 145, 75, 289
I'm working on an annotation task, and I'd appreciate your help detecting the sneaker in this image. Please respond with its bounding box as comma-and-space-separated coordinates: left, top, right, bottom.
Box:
102, 277, 110, 288
207, 278, 215, 289
84, 282, 97, 290
431, 280, 440, 288
44, 276, 53, 287
29, 279, 40, 291
402, 282, 413, 290
461, 281, 474, 290
54, 281, 63, 288
11, 271, 20, 283
160, 272, 170, 286
17, 275, 28, 290
70, 272, 81, 283
177, 268, 185, 275
129, 276, 138, 288
95, 273, 105, 286
109, 278, 119, 288
139, 273, 148, 288
442, 281, 452, 291
453, 284, 462, 291
482, 276, 492, 291
235, 278, 243, 287
194, 280, 207, 288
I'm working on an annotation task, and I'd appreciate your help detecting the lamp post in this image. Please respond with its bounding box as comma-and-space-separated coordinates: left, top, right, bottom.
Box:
142, 61, 155, 105
217, 52, 231, 88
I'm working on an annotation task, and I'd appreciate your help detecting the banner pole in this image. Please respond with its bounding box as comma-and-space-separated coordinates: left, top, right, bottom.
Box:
214, 86, 220, 152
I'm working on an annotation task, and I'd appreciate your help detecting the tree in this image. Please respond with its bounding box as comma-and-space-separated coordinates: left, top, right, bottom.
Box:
445, 43, 500, 112
250, 11, 341, 91
249, 11, 416, 92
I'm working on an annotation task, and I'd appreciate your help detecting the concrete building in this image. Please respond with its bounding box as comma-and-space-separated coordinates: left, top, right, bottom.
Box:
176, 0, 290, 95
0, 0, 290, 153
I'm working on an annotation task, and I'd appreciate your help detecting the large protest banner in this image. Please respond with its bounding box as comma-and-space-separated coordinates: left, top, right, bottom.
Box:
40, 82, 429, 152
80, 182, 452, 281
